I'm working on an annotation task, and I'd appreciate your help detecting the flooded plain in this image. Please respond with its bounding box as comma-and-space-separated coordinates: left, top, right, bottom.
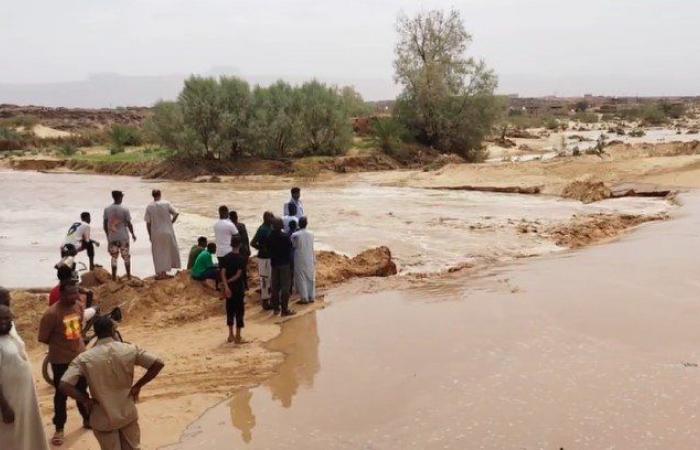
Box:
0, 170, 669, 287
170, 193, 700, 450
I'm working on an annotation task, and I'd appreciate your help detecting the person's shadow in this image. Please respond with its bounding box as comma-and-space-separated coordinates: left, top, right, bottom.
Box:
266, 312, 321, 408
229, 389, 256, 444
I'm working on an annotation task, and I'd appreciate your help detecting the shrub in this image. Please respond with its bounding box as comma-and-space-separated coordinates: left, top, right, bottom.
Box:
57, 144, 77, 156
0, 115, 38, 130
109, 125, 142, 148
574, 111, 599, 124
370, 117, 407, 153
110, 144, 125, 155
544, 117, 560, 130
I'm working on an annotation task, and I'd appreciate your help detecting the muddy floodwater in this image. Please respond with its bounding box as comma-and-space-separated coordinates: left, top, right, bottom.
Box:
0, 170, 669, 287
169, 193, 700, 449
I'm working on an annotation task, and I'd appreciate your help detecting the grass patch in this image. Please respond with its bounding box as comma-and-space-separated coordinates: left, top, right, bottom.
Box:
70, 146, 172, 163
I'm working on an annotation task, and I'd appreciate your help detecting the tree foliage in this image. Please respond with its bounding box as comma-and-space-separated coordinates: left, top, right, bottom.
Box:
393, 9, 501, 161
149, 76, 355, 159
297, 81, 353, 156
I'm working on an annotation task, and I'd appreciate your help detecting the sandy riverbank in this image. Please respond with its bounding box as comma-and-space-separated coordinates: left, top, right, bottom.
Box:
12, 247, 396, 449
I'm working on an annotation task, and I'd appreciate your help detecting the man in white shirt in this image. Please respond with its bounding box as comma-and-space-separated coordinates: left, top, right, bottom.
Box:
283, 187, 304, 219
64, 212, 99, 270
213, 205, 238, 265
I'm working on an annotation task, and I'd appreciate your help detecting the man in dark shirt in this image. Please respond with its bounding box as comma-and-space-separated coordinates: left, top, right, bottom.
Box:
187, 236, 208, 270
268, 218, 296, 317
251, 212, 274, 309
220, 235, 247, 343
229, 210, 250, 290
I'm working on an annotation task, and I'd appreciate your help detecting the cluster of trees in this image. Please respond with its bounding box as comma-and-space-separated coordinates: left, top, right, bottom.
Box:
146, 78, 367, 159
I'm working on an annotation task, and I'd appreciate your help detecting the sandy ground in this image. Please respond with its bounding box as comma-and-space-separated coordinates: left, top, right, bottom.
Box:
15, 248, 395, 449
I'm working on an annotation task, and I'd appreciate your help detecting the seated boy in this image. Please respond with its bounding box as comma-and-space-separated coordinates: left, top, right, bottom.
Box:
191, 243, 219, 288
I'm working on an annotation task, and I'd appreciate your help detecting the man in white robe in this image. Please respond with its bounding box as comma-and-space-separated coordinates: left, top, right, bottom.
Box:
145, 189, 181, 279
0, 304, 49, 450
291, 217, 316, 304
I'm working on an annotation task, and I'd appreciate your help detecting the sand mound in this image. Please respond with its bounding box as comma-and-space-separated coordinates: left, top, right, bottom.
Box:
546, 213, 666, 249
561, 180, 612, 203
316, 246, 398, 287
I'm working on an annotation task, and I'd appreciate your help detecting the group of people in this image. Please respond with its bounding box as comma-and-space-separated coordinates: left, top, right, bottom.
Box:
1, 285, 165, 450
188, 187, 317, 344
62, 188, 181, 282
0, 186, 317, 450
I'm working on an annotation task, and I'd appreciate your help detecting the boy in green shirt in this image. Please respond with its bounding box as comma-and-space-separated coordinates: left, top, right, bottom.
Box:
191, 243, 219, 288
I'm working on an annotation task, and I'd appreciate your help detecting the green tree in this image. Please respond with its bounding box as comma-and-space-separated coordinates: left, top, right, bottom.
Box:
217, 76, 252, 158
178, 76, 222, 158
249, 81, 301, 157
393, 9, 500, 161
296, 80, 353, 156
340, 86, 372, 117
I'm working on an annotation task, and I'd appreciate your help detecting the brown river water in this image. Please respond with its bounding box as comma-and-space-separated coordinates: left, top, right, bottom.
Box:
168, 192, 700, 450
0, 170, 668, 287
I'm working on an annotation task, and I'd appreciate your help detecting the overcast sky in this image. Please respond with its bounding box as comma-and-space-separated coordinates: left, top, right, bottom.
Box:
1, 0, 699, 103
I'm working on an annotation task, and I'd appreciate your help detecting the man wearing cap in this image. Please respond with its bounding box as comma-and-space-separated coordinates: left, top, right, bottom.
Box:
103, 191, 136, 281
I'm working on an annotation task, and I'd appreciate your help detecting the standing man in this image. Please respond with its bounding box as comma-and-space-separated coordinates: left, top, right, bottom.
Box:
103, 191, 136, 282
60, 316, 164, 450
145, 189, 181, 280
220, 235, 247, 343
229, 210, 250, 289
269, 218, 295, 317
0, 305, 49, 450
291, 217, 316, 305
38, 284, 90, 447
283, 187, 304, 218
64, 212, 100, 270
0, 287, 25, 352
214, 205, 238, 266
250, 212, 273, 310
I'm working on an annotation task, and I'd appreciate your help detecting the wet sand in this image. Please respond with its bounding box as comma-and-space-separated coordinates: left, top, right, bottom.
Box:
170, 192, 700, 449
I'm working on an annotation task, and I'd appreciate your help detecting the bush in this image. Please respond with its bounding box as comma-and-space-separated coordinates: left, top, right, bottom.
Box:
370, 117, 407, 153
544, 117, 560, 130
0, 126, 26, 151
574, 111, 599, 124
109, 125, 142, 148
57, 144, 77, 156
0, 114, 38, 129
640, 105, 668, 126
110, 144, 126, 155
